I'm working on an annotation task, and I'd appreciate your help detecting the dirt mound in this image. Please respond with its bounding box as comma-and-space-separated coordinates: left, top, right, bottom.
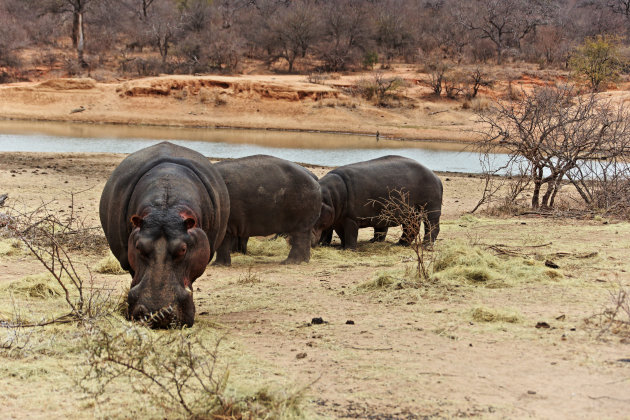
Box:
116, 76, 340, 102
37, 78, 97, 90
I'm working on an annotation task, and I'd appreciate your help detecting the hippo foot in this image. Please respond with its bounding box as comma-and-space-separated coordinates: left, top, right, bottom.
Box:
211, 260, 231, 267
281, 257, 307, 265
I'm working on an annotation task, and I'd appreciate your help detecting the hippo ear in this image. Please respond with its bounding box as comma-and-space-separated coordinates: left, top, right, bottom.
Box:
131, 215, 143, 229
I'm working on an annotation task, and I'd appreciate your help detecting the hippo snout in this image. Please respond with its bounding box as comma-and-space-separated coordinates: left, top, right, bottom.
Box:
127, 283, 195, 328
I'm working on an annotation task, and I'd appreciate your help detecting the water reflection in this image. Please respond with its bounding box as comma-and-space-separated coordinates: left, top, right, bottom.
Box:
0, 120, 506, 173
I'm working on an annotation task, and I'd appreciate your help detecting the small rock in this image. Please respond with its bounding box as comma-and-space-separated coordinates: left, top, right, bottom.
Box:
311, 317, 325, 325
527, 390, 536, 395
296, 352, 307, 359
555, 314, 566, 321
345, 320, 355, 325
544, 260, 559, 269
535, 322, 551, 329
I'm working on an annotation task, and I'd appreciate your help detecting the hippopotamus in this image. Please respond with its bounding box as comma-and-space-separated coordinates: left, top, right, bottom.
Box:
99, 142, 229, 327
312, 156, 442, 249
228, 168, 319, 257
213, 155, 321, 266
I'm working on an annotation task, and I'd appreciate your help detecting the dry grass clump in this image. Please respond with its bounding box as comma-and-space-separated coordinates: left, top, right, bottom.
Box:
5, 273, 63, 299
471, 306, 522, 323
0, 239, 22, 256
94, 252, 126, 274
244, 237, 289, 257
358, 273, 398, 290
237, 266, 262, 285
432, 240, 562, 287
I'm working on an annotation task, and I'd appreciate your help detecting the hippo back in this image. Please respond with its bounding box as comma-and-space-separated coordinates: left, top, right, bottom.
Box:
329, 155, 442, 220
100, 142, 229, 270
215, 155, 321, 237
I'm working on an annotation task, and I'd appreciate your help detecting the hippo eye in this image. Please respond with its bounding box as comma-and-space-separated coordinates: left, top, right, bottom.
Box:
135, 238, 153, 256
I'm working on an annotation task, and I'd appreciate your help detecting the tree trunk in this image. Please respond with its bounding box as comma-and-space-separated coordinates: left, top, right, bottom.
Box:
76, 11, 87, 68
496, 43, 503, 65
531, 180, 541, 208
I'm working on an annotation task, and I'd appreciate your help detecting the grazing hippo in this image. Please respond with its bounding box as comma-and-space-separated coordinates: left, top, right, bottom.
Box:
99, 142, 229, 327
312, 155, 442, 249
213, 155, 321, 266
229, 168, 318, 256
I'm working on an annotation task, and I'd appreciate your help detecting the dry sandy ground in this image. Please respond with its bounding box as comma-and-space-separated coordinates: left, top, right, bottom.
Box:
0, 152, 629, 419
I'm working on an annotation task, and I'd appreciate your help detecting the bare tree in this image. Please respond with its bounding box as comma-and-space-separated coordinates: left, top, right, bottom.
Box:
456, 0, 552, 64
374, 1, 416, 67
477, 85, 630, 210
41, 0, 98, 68
608, 0, 630, 22
267, 0, 320, 72
317, 0, 372, 71
145, 0, 183, 64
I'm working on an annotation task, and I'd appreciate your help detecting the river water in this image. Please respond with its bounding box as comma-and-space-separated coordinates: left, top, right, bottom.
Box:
0, 120, 506, 173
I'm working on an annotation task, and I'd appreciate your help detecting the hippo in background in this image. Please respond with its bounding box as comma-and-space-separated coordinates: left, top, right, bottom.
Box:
228, 167, 319, 256
99, 142, 229, 328
213, 155, 322, 266
312, 155, 442, 249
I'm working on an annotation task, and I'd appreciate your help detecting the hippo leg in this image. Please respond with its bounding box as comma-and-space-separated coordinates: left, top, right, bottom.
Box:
236, 236, 249, 254
334, 227, 345, 248
370, 227, 388, 243
397, 223, 419, 246
341, 218, 359, 250
423, 212, 441, 245
319, 228, 333, 246
213, 233, 233, 266
282, 230, 311, 264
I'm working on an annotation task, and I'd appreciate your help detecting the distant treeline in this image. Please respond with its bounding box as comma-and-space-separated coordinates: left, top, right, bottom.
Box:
0, 0, 629, 78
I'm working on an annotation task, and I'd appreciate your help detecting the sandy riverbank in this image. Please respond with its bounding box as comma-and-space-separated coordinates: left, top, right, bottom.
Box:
0, 73, 483, 142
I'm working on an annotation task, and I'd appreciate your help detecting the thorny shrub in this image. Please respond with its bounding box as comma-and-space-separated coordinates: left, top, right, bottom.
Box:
78, 322, 305, 419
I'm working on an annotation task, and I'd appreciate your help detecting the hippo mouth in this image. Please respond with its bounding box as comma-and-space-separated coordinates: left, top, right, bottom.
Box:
129, 303, 192, 329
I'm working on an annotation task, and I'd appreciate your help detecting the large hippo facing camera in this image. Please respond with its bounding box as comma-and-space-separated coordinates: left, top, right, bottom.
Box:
313, 156, 442, 249
99, 142, 229, 328
213, 155, 321, 266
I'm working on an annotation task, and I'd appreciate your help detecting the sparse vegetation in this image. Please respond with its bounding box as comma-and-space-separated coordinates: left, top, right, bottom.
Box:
476, 84, 630, 214
586, 284, 630, 340
569, 35, 625, 91
79, 323, 306, 419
